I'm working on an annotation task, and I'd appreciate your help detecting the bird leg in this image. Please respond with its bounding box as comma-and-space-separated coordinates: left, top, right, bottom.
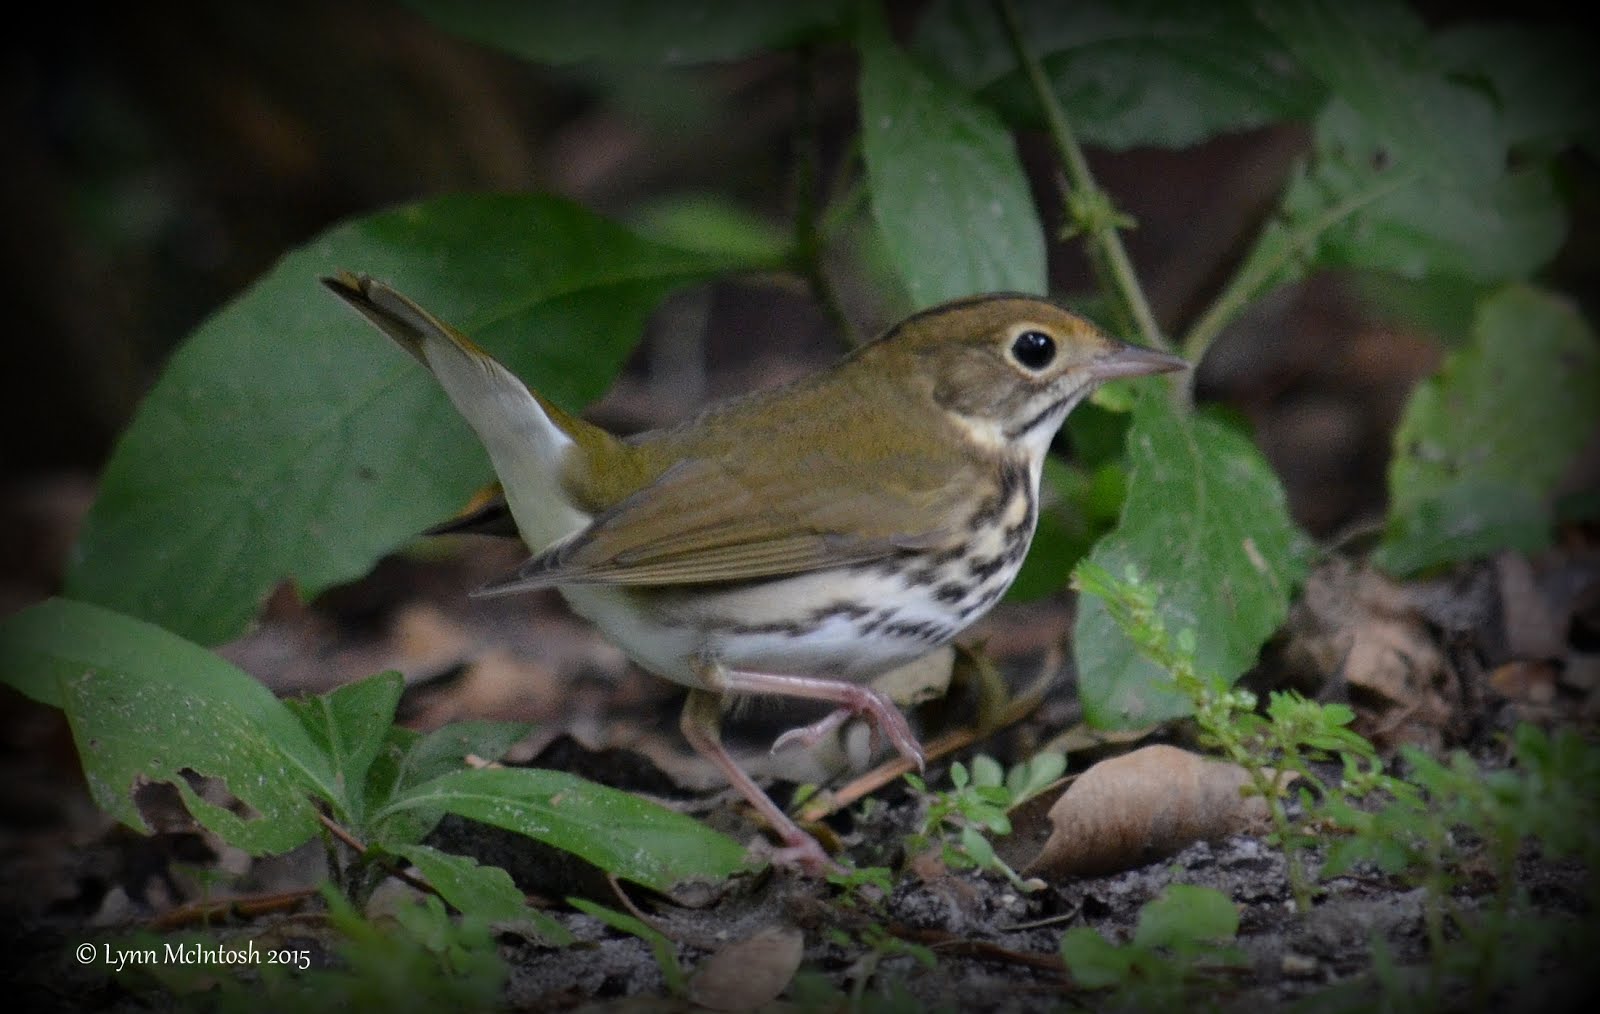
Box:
679, 689, 839, 875
712, 669, 927, 772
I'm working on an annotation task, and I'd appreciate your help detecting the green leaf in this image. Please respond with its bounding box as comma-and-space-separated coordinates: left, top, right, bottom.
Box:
1075, 394, 1309, 727
1217, 4, 1571, 321
1226, 100, 1564, 315
1377, 286, 1600, 575
1433, 23, 1600, 151
1059, 926, 1133, 988
367, 719, 532, 846
1255, 0, 1502, 187
377, 766, 747, 891
971, 754, 1004, 788
1133, 884, 1239, 951
404, 0, 847, 65
630, 194, 792, 263
68, 193, 760, 645
384, 842, 572, 944
0, 599, 336, 854
915, 0, 1322, 150
1286, 110, 1566, 282
285, 670, 404, 822
395, 720, 532, 794
859, 7, 1046, 307
959, 825, 998, 866
1005, 752, 1066, 802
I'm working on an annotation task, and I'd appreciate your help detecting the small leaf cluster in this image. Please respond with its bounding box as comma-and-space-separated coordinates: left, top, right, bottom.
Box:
904, 752, 1063, 890
1320, 724, 1600, 1009
124, 888, 507, 1014
1059, 884, 1246, 1012
1076, 556, 1600, 1008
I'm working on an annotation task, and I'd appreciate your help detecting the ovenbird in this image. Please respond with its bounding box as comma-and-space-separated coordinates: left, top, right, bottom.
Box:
323, 273, 1185, 872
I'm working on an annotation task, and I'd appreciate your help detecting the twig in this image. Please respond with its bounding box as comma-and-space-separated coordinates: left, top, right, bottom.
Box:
994, 0, 1166, 354
150, 888, 318, 931
890, 924, 1068, 975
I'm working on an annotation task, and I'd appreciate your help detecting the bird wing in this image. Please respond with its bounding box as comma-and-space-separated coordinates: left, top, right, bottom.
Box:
474, 450, 970, 595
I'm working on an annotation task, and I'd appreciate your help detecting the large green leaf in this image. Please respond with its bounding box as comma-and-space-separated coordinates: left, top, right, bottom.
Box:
1376, 286, 1600, 575
366, 719, 532, 847
378, 766, 749, 891
915, 0, 1321, 150
0, 599, 337, 854
1432, 23, 1600, 151
405, 1, 847, 65
1075, 394, 1309, 727
859, 9, 1046, 308
1226, 99, 1565, 316
68, 194, 762, 645
1207, 5, 1571, 340
1255, 0, 1503, 187
285, 670, 405, 824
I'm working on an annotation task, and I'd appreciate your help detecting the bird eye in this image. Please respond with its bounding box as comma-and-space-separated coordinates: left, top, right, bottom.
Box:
1010, 329, 1056, 370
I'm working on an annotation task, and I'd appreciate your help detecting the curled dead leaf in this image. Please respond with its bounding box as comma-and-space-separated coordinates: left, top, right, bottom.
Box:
687, 925, 804, 1012
1024, 745, 1287, 879
1275, 559, 1463, 753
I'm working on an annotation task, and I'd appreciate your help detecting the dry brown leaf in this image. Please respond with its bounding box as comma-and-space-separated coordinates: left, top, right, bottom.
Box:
1276, 559, 1460, 753
1024, 745, 1282, 879
1488, 659, 1561, 706
687, 925, 804, 1012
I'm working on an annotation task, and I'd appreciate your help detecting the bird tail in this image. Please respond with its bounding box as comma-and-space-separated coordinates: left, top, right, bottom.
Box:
322, 272, 592, 550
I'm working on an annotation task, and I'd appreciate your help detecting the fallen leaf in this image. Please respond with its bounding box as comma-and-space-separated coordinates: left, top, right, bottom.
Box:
688, 925, 804, 1012
1274, 559, 1462, 753
1025, 745, 1282, 879
1488, 659, 1560, 705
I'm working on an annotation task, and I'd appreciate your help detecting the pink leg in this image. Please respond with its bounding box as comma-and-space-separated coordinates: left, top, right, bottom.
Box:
713, 668, 926, 772
771, 707, 853, 754
679, 689, 840, 875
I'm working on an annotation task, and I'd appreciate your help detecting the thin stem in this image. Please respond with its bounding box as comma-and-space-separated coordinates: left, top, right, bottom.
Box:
994, 0, 1166, 354
1179, 170, 1417, 366
316, 811, 440, 901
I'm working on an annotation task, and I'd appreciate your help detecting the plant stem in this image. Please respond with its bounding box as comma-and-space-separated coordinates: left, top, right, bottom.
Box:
994, 0, 1167, 354
315, 811, 440, 901
1178, 171, 1416, 367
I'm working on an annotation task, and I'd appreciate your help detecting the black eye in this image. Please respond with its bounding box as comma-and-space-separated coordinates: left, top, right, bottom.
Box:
1011, 330, 1056, 370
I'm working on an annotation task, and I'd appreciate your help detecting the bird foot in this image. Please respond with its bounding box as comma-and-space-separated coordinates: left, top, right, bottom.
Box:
765, 832, 846, 877
771, 690, 925, 773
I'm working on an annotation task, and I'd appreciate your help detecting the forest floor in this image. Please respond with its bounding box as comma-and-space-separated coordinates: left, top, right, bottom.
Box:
3, 503, 1597, 1011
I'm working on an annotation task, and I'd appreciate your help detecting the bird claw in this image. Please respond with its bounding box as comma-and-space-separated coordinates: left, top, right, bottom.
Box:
771, 708, 852, 754
771, 692, 925, 773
